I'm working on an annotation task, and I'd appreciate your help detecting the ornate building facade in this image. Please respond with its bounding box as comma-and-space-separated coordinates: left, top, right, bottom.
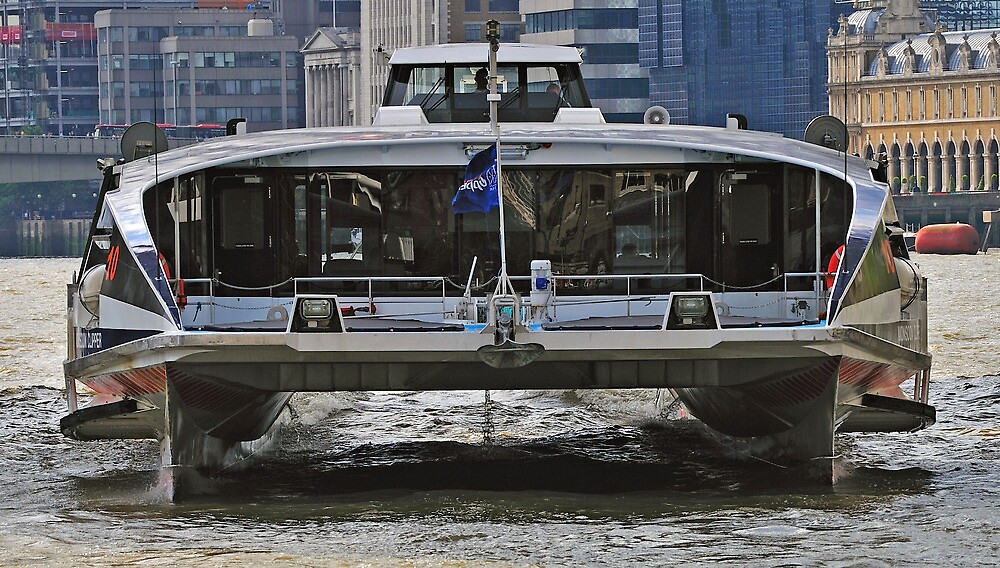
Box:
828, 0, 1000, 193
302, 28, 361, 127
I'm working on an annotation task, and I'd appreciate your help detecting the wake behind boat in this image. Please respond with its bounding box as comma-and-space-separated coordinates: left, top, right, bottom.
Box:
60, 39, 933, 491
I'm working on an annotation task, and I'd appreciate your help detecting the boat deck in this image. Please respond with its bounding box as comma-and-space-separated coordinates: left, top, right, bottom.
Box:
186, 314, 821, 333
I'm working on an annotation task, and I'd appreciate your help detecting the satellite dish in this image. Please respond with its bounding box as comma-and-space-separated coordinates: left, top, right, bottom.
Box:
804, 115, 848, 152
120, 122, 169, 162
643, 105, 670, 125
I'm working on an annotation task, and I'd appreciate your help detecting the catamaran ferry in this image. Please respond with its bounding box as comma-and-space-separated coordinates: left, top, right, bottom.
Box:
61, 40, 933, 492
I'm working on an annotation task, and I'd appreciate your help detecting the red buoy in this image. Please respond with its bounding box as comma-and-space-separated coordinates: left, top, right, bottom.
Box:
913, 223, 981, 255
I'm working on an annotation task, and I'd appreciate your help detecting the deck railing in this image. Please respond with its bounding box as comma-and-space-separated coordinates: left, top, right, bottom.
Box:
175, 271, 831, 325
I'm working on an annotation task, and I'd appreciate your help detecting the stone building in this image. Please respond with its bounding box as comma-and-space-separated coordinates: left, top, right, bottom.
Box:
301, 28, 361, 127
828, 0, 1000, 193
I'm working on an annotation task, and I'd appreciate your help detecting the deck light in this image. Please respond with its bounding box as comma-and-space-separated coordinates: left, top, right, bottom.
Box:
300, 298, 333, 320
674, 296, 709, 319
665, 293, 718, 330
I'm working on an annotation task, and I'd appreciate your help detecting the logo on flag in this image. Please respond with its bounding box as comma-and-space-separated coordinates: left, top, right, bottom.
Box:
452, 144, 499, 214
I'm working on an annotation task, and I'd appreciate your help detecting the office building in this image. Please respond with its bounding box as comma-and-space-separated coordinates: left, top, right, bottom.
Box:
521, 0, 647, 122
638, 0, 852, 137
1, 0, 196, 135
95, 8, 302, 132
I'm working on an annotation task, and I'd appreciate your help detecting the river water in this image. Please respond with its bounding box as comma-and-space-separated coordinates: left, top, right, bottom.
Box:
0, 254, 998, 566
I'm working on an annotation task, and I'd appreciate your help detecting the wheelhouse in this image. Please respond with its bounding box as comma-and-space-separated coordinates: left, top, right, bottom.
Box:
381, 43, 591, 123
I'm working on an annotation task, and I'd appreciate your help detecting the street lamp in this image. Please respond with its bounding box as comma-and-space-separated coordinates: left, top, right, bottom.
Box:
170, 58, 181, 125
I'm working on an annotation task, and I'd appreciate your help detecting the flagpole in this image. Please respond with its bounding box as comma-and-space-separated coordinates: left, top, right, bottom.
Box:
486, 20, 512, 296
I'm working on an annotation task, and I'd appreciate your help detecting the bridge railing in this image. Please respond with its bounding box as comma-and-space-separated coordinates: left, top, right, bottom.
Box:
0, 134, 195, 156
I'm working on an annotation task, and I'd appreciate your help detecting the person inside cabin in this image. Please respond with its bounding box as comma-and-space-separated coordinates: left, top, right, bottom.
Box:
547, 82, 569, 107
474, 68, 489, 91
619, 243, 638, 257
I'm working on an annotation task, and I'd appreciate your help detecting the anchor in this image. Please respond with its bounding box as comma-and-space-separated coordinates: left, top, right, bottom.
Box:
476, 294, 544, 369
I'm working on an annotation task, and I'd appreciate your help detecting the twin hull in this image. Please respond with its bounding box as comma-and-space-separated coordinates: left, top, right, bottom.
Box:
62, 122, 934, 482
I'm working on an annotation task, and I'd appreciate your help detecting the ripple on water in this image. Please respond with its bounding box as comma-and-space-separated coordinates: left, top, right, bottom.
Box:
0, 256, 999, 565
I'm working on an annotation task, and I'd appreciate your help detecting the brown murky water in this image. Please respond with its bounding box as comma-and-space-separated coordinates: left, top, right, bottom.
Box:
0, 254, 998, 566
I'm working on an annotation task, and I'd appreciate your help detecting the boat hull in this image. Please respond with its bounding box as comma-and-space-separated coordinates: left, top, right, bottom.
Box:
63, 324, 932, 479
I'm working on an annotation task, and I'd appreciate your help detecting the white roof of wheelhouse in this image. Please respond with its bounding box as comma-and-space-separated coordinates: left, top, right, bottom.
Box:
388, 43, 583, 65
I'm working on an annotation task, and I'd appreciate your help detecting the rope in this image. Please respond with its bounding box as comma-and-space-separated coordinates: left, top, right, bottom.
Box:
191, 300, 294, 311
701, 273, 785, 291
212, 276, 296, 292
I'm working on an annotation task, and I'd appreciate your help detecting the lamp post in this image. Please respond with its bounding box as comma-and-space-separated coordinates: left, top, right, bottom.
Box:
485, 19, 500, 133
170, 58, 181, 125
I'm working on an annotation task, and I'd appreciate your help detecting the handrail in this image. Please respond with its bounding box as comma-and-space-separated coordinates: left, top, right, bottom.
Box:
181, 271, 831, 324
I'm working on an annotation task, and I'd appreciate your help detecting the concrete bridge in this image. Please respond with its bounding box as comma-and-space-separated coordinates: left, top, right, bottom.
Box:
0, 135, 193, 183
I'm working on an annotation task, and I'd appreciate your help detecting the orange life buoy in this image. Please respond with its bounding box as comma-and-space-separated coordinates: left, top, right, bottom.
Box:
158, 252, 187, 309
826, 245, 845, 289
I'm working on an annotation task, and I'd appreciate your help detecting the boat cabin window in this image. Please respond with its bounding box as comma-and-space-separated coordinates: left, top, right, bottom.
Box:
143, 163, 850, 297
383, 62, 590, 123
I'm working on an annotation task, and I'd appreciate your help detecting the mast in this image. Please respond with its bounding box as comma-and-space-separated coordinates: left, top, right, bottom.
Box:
485, 19, 513, 296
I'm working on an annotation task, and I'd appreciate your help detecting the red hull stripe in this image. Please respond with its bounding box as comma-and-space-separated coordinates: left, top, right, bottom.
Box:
84, 366, 167, 398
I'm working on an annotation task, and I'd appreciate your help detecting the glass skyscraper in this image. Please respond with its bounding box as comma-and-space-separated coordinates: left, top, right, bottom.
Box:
639, 0, 853, 138
522, 1, 648, 122
922, 0, 1000, 30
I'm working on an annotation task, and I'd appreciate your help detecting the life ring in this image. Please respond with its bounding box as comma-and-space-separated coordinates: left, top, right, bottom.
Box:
825, 245, 844, 289
158, 252, 187, 309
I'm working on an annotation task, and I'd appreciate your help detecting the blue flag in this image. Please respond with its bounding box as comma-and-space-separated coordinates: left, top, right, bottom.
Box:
452, 144, 499, 214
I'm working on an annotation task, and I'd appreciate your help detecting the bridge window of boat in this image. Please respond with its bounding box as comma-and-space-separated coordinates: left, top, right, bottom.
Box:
383, 62, 589, 123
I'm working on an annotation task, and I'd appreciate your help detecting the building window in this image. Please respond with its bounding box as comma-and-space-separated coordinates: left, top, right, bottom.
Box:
177, 26, 215, 37
961, 86, 968, 117
990, 85, 996, 116
129, 81, 163, 98
499, 23, 519, 42
128, 26, 169, 42
933, 88, 940, 119
585, 77, 648, 99
878, 92, 885, 122
946, 87, 953, 118
218, 26, 248, 37
128, 54, 163, 70
488, 0, 518, 12
919, 88, 925, 120
525, 9, 638, 33
465, 0, 480, 12
865, 92, 872, 123
905, 89, 911, 120
892, 90, 898, 121
975, 84, 982, 116
578, 43, 638, 65
465, 23, 482, 42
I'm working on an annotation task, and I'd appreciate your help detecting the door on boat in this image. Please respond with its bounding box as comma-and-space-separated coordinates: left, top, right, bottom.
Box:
212, 175, 278, 295
718, 169, 782, 290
